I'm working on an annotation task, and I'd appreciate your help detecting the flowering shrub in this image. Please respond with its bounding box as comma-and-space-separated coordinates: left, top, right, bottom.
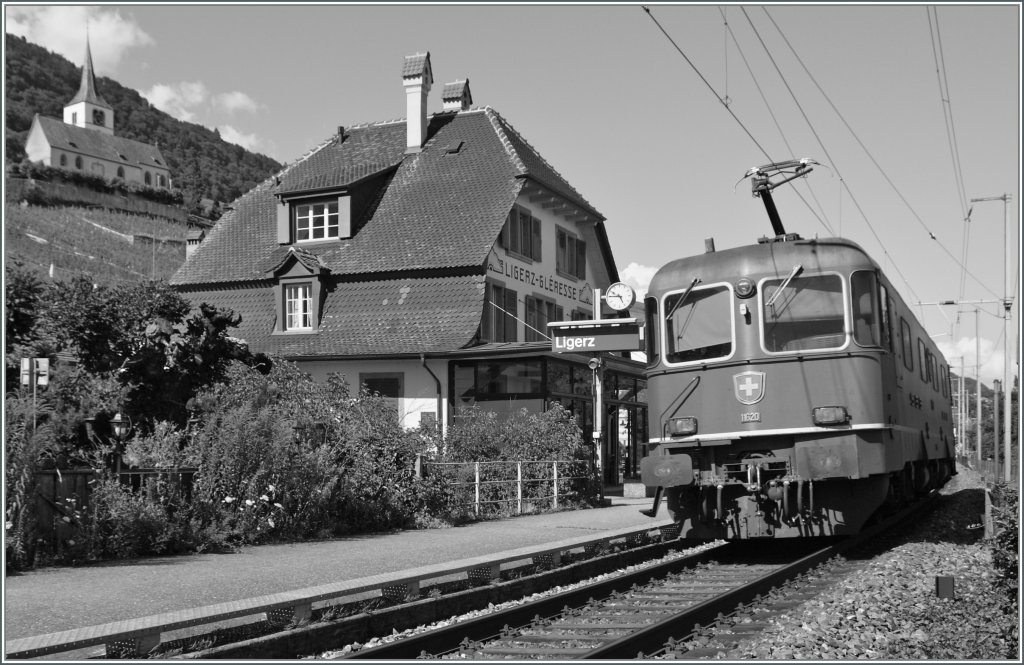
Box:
182, 360, 442, 545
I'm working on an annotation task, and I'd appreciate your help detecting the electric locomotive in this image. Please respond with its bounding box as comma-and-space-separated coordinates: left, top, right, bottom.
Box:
639, 161, 955, 539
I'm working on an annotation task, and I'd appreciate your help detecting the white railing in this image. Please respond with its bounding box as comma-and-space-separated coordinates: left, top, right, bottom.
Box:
420, 459, 594, 516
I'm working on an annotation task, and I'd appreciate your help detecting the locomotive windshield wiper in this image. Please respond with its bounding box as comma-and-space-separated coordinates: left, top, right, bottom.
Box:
664, 277, 702, 323
765, 264, 803, 308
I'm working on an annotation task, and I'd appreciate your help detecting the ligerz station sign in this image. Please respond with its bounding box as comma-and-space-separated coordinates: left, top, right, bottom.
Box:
548, 319, 640, 353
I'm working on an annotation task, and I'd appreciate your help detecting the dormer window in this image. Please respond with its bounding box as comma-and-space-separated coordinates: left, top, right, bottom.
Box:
269, 247, 327, 335
296, 199, 340, 241
276, 194, 352, 245
284, 283, 313, 330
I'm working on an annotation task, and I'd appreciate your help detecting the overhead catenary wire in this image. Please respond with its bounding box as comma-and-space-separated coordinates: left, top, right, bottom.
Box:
928, 5, 973, 340
759, 7, 1003, 304
717, 6, 833, 232
641, 6, 833, 236
740, 7, 919, 300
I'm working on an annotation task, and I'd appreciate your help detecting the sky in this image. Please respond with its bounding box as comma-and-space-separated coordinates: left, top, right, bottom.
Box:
4, 2, 1021, 386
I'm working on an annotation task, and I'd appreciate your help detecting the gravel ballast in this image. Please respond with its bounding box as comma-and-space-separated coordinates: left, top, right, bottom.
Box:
724, 465, 1019, 660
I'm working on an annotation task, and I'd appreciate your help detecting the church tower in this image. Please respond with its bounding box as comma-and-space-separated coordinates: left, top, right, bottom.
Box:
62, 33, 114, 136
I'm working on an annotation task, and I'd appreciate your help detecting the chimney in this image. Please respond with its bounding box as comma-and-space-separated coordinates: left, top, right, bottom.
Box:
402, 52, 433, 153
442, 79, 473, 112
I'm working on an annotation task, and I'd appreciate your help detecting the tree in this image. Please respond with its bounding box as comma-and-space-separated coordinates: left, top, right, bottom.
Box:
4, 261, 45, 355
46, 278, 190, 373
119, 303, 271, 425
42, 278, 268, 427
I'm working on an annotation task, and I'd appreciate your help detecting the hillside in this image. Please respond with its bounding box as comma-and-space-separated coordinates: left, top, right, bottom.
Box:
5, 203, 188, 284
4, 33, 283, 211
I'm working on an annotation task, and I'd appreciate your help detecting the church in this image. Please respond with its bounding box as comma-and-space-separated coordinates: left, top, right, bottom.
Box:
24, 36, 172, 190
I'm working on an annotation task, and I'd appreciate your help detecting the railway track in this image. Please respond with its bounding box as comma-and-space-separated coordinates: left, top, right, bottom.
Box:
335, 494, 937, 660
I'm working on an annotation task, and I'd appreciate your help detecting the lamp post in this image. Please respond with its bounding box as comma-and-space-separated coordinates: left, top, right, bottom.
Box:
110, 413, 131, 475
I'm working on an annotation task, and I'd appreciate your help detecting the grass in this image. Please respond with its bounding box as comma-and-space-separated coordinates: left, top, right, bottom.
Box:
4, 203, 189, 284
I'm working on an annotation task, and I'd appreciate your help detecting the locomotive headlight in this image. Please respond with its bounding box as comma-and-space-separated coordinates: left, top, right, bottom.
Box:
812, 406, 850, 426
735, 277, 756, 298
666, 416, 698, 437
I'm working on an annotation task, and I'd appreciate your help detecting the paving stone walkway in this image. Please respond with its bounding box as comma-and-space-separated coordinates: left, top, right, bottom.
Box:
3, 495, 664, 648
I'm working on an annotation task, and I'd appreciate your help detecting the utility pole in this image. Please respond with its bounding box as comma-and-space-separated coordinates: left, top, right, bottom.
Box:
993, 379, 1002, 478
970, 194, 1014, 482
922, 299, 1002, 466
958, 356, 966, 458
974, 308, 982, 468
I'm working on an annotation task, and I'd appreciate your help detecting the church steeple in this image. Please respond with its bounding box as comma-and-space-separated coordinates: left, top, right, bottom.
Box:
63, 32, 114, 135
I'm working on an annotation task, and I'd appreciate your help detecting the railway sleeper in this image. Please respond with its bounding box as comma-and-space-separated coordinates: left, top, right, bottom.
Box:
478, 645, 594, 657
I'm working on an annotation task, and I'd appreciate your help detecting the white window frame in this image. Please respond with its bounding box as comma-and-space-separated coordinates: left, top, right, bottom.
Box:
660, 281, 737, 367
295, 200, 340, 242
758, 271, 849, 356
284, 282, 313, 331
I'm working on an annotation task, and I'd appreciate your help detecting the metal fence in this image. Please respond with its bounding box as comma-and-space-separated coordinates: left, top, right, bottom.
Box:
420, 459, 595, 517
958, 455, 1019, 485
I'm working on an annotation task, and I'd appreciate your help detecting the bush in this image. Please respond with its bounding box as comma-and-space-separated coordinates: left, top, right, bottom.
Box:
10, 161, 184, 206
430, 404, 594, 519
990, 483, 1019, 602
81, 477, 183, 559
183, 360, 440, 544
4, 394, 55, 569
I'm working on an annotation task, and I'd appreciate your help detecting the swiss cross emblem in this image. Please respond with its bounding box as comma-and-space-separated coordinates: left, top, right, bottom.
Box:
733, 371, 766, 405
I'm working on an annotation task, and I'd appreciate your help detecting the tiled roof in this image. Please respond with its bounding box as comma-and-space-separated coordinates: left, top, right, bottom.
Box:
34, 115, 167, 169
275, 161, 398, 196
402, 52, 432, 81
486, 110, 601, 218
172, 107, 603, 286
265, 246, 329, 276
178, 275, 486, 358
442, 80, 472, 104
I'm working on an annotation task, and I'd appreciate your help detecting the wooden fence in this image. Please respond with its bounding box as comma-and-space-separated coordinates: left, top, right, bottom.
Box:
33, 468, 196, 548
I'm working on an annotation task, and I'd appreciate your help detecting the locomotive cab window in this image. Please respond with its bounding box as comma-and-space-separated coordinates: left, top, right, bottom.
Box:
761, 273, 845, 352
644, 296, 660, 367
663, 284, 733, 364
851, 271, 882, 348
900, 318, 914, 371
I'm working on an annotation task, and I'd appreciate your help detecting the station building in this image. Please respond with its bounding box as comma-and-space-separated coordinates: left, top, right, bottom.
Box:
170, 53, 647, 486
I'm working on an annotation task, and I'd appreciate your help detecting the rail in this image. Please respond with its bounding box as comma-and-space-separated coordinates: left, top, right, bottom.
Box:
421, 459, 594, 516
3, 520, 673, 659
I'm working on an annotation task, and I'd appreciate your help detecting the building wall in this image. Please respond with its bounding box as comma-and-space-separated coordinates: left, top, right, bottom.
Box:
485, 195, 611, 341
298, 357, 448, 432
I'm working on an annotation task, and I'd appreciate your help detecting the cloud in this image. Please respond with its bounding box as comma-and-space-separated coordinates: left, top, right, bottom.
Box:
619, 262, 659, 301
213, 91, 264, 115
218, 125, 264, 152
936, 336, 1008, 387
6, 6, 154, 74
142, 82, 209, 122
